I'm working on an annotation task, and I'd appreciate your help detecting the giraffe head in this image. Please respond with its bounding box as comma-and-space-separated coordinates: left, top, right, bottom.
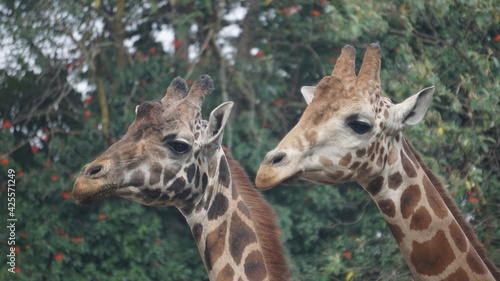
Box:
256, 44, 435, 190
72, 75, 233, 212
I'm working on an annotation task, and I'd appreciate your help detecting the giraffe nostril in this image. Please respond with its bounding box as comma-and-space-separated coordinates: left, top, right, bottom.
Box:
270, 152, 287, 166
86, 165, 103, 177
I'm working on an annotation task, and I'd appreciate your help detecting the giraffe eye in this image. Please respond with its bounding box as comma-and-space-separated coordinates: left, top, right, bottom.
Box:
168, 141, 190, 154
348, 121, 372, 134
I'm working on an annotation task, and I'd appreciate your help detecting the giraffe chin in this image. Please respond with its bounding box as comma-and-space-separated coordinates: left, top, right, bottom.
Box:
72, 182, 119, 207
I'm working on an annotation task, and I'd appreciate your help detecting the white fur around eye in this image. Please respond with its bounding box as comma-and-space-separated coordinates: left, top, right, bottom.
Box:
135, 105, 139, 114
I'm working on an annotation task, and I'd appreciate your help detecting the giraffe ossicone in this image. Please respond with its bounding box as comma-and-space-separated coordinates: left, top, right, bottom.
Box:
72, 75, 291, 281
256, 44, 500, 281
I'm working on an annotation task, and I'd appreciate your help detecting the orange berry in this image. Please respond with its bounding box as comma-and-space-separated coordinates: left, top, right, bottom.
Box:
51, 175, 60, 181
273, 98, 285, 106
98, 213, 107, 220
53, 253, 65, 261
70, 236, 84, 243
84, 110, 91, 119
172, 40, 182, 48
311, 10, 320, 16
468, 197, 479, 204
2, 120, 12, 129
0, 158, 8, 165
31, 146, 40, 153
62, 192, 72, 199
343, 251, 353, 259
84, 96, 93, 105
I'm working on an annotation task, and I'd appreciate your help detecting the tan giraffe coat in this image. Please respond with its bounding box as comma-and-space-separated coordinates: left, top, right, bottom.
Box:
256, 44, 500, 281
72, 75, 291, 281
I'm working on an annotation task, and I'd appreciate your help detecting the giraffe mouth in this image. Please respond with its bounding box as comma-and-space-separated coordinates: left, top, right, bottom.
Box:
280, 171, 303, 186
72, 182, 119, 207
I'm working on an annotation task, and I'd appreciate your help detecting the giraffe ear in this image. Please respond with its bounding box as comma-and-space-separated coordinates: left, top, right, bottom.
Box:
206, 101, 234, 150
397, 86, 435, 126
301, 86, 316, 105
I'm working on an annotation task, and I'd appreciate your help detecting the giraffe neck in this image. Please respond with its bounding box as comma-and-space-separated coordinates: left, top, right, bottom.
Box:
185, 148, 291, 281
361, 135, 499, 281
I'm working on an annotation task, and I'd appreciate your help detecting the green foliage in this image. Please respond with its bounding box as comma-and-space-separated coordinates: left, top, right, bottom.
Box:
1, 0, 499, 280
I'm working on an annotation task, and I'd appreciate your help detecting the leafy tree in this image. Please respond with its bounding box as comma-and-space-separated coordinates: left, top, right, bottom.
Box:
1, 0, 498, 280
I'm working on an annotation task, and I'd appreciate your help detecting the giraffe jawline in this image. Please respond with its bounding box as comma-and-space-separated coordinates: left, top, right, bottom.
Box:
281, 171, 302, 186
75, 183, 119, 207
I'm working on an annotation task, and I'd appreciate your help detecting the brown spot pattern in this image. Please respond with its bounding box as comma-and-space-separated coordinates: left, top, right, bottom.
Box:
410, 206, 432, 231
204, 189, 213, 210
244, 250, 268, 281
411, 230, 456, 276
367, 142, 376, 156
218, 156, 230, 187
163, 166, 177, 185
423, 176, 449, 219
387, 147, 398, 165
328, 170, 344, 178
207, 193, 229, 220
376, 153, 384, 167
388, 172, 403, 190
366, 176, 384, 195
400, 184, 421, 219
403, 139, 420, 169
304, 130, 318, 148
400, 150, 417, 178
217, 264, 235, 281
186, 163, 196, 183
129, 170, 145, 187
349, 161, 361, 170
339, 152, 352, 166
238, 201, 252, 220
204, 221, 228, 271
319, 157, 333, 167
443, 268, 469, 281
466, 249, 489, 275
357, 162, 373, 176
378, 199, 396, 218
149, 162, 163, 185
387, 222, 405, 244
356, 148, 366, 158
229, 211, 257, 265
192, 223, 203, 244
449, 221, 468, 253
168, 176, 186, 193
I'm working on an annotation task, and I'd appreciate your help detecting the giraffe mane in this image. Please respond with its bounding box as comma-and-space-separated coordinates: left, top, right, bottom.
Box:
223, 147, 292, 281
403, 138, 500, 279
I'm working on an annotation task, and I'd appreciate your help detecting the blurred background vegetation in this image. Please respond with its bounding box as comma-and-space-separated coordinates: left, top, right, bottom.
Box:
0, 0, 498, 280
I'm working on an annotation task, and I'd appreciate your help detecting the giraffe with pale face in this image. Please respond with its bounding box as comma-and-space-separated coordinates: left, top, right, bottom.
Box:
72, 75, 291, 281
256, 44, 500, 281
